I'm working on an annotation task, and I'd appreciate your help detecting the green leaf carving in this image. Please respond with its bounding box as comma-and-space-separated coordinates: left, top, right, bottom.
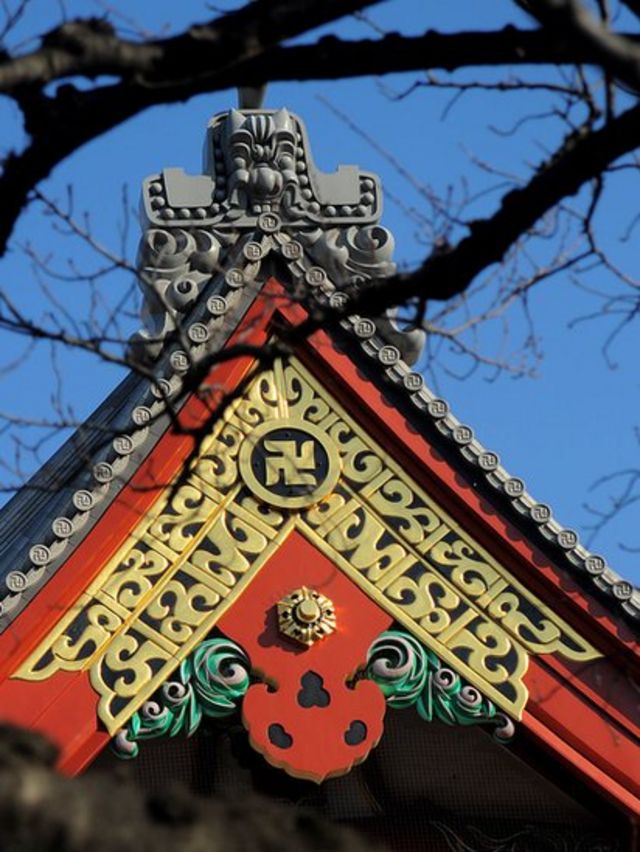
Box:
112, 638, 250, 759
365, 630, 515, 741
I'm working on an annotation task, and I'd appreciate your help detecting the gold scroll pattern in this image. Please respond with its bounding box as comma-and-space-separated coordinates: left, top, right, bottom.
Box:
15, 357, 600, 731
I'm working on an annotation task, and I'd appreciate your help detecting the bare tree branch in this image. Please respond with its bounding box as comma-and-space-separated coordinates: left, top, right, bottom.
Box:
3, 6, 640, 255
522, 0, 640, 91
361, 100, 640, 311
0, 0, 381, 254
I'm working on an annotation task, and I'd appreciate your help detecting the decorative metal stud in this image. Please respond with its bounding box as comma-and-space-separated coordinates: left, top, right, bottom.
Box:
584, 555, 606, 576
427, 399, 449, 418
277, 586, 336, 647
72, 490, 94, 511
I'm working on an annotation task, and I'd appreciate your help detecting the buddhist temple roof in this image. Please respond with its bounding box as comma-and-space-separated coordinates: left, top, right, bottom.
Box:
0, 109, 637, 632
0, 106, 638, 825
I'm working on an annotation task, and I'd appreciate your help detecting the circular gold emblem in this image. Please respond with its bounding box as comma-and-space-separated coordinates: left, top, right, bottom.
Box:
238, 419, 340, 509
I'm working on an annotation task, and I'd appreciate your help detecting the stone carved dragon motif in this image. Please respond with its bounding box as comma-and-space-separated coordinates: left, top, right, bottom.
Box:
132, 107, 400, 359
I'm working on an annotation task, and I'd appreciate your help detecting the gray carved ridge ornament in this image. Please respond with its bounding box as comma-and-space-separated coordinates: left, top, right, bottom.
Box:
1, 104, 638, 629
131, 107, 397, 360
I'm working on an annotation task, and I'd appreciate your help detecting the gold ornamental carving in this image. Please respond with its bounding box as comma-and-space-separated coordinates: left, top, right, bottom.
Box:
14, 356, 600, 734
238, 418, 341, 509
277, 586, 336, 646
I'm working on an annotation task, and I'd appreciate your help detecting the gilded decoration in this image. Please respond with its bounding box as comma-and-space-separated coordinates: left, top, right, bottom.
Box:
14, 357, 600, 734
238, 418, 341, 509
277, 586, 337, 646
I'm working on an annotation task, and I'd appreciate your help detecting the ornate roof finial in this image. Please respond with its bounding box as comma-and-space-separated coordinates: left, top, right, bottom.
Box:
133, 103, 399, 361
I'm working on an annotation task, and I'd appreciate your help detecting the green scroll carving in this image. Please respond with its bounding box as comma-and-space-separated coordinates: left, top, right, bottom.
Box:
365, 630, 515, 741
113, 638, 250, 758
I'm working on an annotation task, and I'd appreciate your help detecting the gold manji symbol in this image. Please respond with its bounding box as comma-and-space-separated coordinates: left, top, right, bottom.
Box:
239, 419, 341, 509
277, 586, 337, 647
263, 439, 315, 487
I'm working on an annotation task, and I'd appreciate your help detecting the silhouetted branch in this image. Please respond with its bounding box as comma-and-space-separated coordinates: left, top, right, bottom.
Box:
3, 2, 640, 254
364, 100, 640, 309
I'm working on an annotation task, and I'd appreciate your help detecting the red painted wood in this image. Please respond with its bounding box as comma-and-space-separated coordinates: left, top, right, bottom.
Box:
0, 668, 109, 774
525, 658, 639, 799
0, 672, 72, 728
59, 729, 110, 776
523, 710, 640, 817
33, 674, 102, 764
218, 529, 392, 782
541, 654, 640, 742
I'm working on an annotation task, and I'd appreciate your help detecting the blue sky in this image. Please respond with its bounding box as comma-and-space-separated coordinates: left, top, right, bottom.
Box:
0, 1, 638, 584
